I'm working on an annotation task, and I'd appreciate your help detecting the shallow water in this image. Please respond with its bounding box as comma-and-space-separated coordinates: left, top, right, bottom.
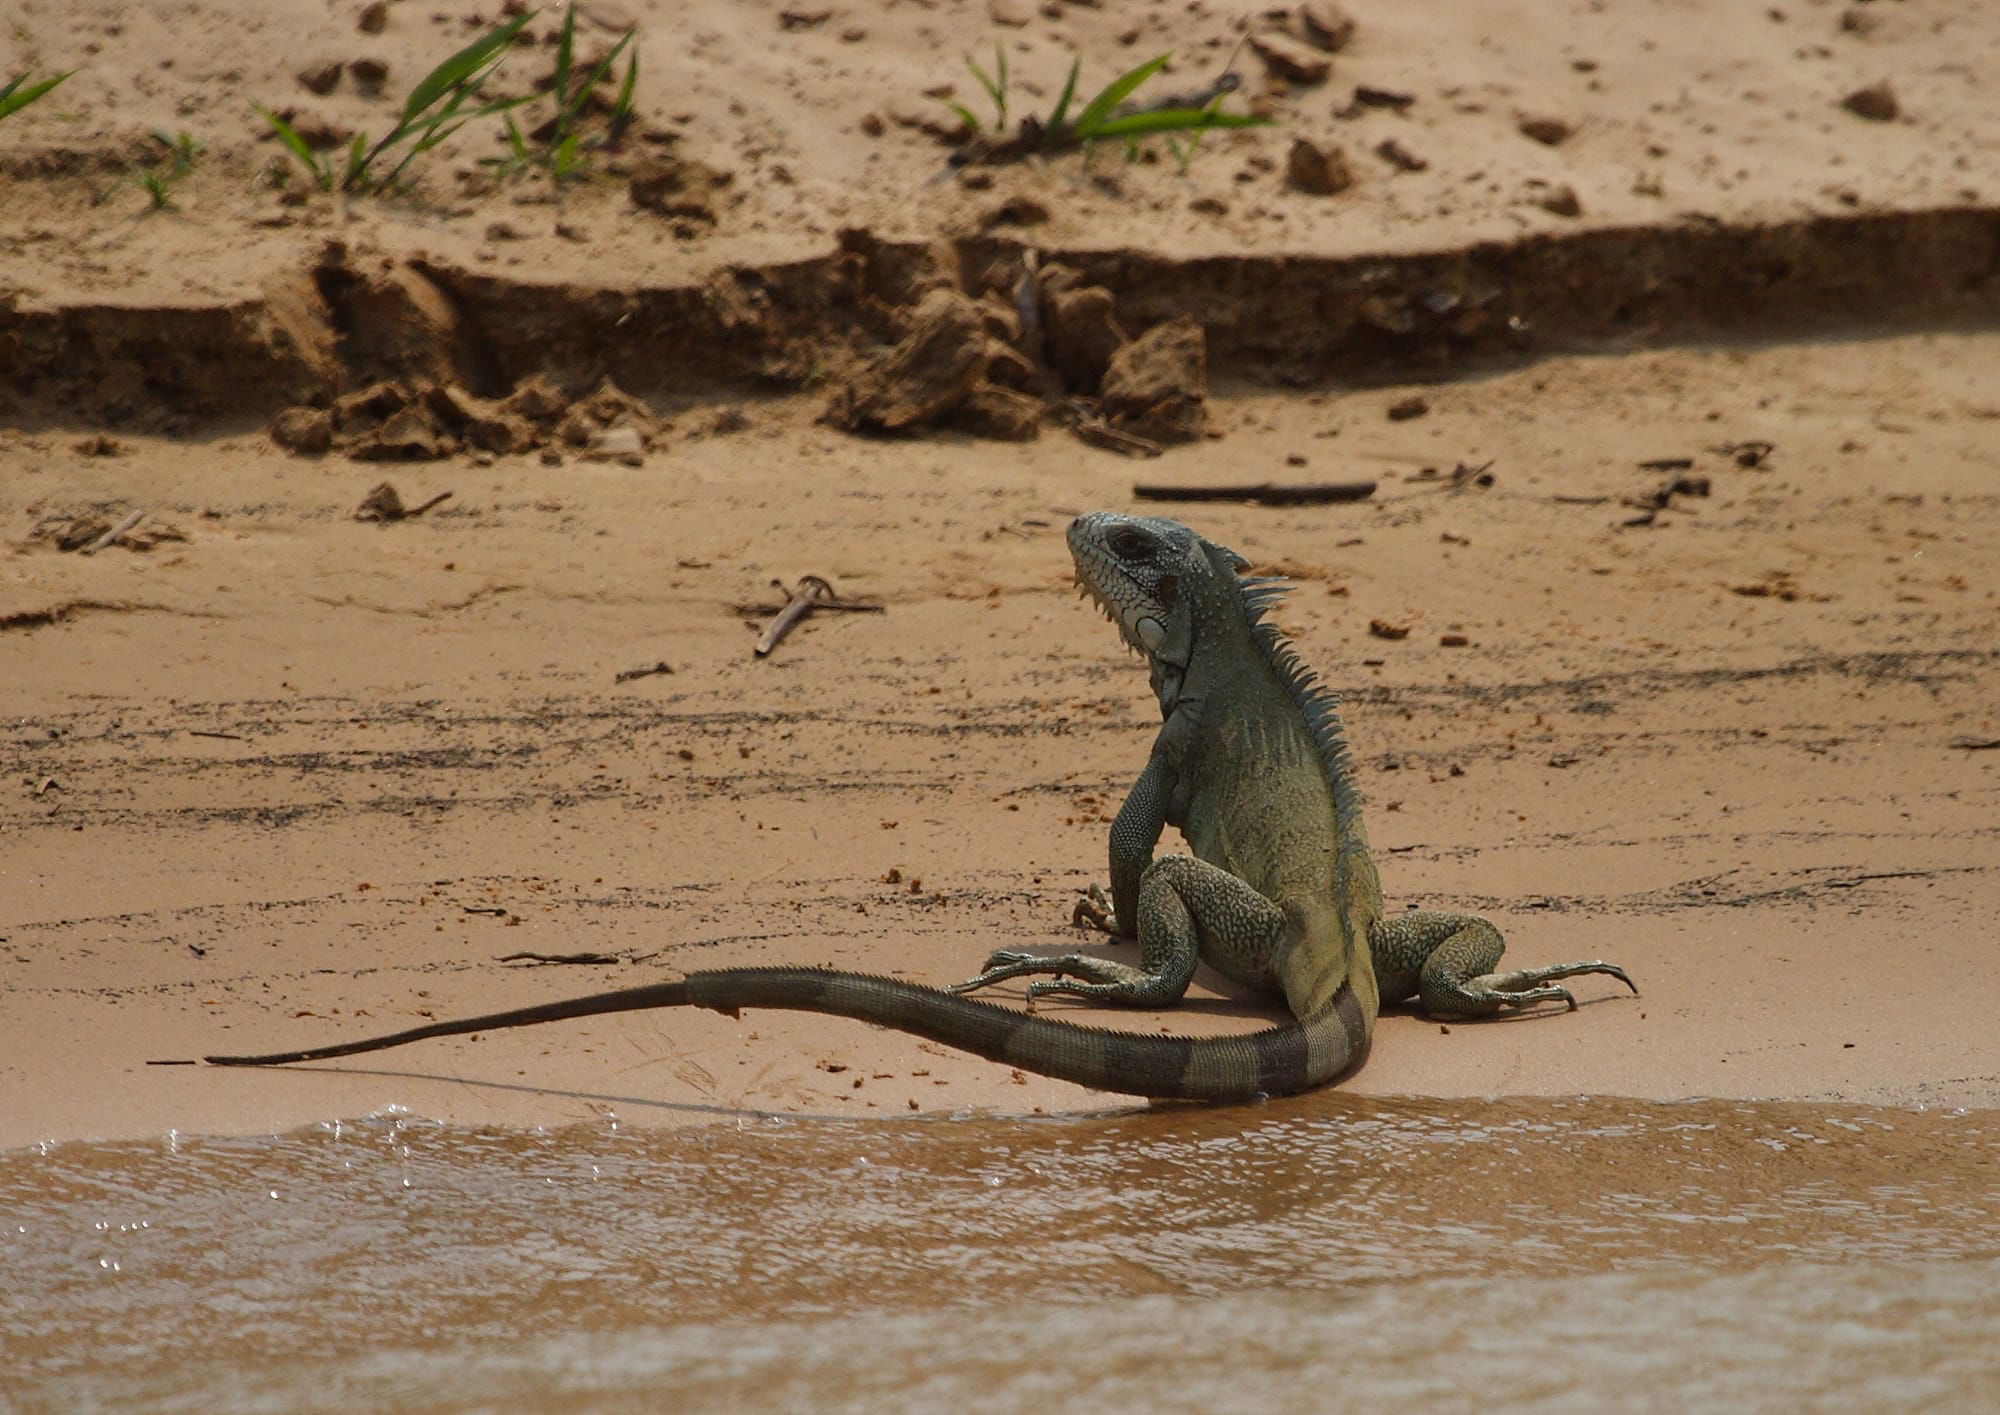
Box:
5, 1094, 1999, 1411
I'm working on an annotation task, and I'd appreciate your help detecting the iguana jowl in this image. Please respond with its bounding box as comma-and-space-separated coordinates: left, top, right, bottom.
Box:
190, 512, 1633, 1099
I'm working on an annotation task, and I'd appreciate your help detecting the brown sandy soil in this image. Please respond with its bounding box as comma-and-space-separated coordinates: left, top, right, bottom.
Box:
4, 1, 1998, 1148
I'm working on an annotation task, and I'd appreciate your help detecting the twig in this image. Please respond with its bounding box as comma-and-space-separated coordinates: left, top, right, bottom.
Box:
497, 950, 622, 966
1072, 417, 1164, 458
1134, 480, 1377, 507
189, 729, 245, 741
1637, 457, 1693, 472
1949, 735, 2000, 751
356, 482, 454, 522
78, 508, 147, 556
615, 661, 675, 683
755, 575, 884, 659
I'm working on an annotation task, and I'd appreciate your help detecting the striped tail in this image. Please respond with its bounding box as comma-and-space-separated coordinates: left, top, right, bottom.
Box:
189, 967, 1372, 1101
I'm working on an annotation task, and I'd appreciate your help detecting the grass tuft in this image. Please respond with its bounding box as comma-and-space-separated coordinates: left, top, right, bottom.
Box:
942, 50, 1267, 169
0, 69, 74, 122
259, 10, 535, 193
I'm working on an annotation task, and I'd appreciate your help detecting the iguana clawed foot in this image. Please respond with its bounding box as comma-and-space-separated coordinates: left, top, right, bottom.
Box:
948, 949, 1051, 994
1428, 959, 1637, 1018
950, 945, 1183, 1005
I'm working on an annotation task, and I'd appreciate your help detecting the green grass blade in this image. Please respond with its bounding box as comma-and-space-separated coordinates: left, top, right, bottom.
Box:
1047, 57, 1081, 134
1082, 107, 1267, 140
563, 28, 633, 121
0, 70, 73, 121
1070, 52, 1171, 139
553, 4, 575, 106
256, 105, 336, 187
611, 47, 638, 121
943, 100, 981, 135
966, 54, 1001, 109
256, 106, 316, 167
342, 131, 371, 189
402, 9, 534, 125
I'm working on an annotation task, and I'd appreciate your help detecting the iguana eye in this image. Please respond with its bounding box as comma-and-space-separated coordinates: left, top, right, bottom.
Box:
1108, 528, 1151, 559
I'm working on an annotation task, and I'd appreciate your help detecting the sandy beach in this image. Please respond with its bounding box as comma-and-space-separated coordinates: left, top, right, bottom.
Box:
5, 0, 1998, 1150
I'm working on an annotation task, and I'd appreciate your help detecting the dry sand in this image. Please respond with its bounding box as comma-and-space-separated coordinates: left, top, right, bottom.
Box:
3, 0, 1997, 1149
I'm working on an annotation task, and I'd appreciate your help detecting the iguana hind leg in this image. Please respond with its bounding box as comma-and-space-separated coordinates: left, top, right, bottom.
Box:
1372, 910, 1636, 1018
954, 855, 1286, 1007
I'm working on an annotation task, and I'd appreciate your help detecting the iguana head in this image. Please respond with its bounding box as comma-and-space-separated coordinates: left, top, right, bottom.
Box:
1067, 511, 1249, 672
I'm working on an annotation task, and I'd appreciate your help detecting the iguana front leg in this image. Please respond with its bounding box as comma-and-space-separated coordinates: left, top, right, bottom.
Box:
954, 855, 1287, 1007
1370, 910, 1636, 1017
1071, 753, 1171, 938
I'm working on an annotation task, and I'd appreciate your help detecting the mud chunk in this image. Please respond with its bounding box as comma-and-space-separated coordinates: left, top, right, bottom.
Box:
501, 373, 570, 424
332, 379, 412, 436
820, 288, 992, 433
1386, 395, 1429, 422
1516, 113, 1573, 146
354, 404, 448, 460
1375, 138, 1427, 172
297, 61, 343, 96
271, 405, 334, 454
585, 425, 646, 465
987, 0, 1034, 26
349, 58, 389, 97
1250, 32, 1332, 85
982, 195, 1050, 228
357, 1, 388, 34
859, 111, 885, 137
1299, 1, 1357, 52
1285, 137, 1353, 195
1840, 80, 1898, 121
1101, 317, 1207, 445
1368, 618, 1411, 640
951, 386, 1043, 441
1041, 283, 1127, 394
629, 156, 732, 223
423, 383, 532, 455
1535, 183, 1583, 217
777, 5, 832, 27
1839, 7, 1880, 36
578, 376, 655, 431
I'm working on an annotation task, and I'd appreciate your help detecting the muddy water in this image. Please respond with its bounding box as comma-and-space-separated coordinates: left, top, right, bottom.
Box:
5, 1095, 1999, 1411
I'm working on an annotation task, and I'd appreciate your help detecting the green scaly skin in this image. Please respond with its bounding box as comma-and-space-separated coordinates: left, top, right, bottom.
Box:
189, 512, 1633, 1100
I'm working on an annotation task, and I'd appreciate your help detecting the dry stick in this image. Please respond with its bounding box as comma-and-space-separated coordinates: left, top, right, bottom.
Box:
77, 508, 147, 556
614, 661, 675, 683
754, 575, 884, 658
1073, 417, 1163, 458
497, 950, 622, 966
1133, 480, 1378, 507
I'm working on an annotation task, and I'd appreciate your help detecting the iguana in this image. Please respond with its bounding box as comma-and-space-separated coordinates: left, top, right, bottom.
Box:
181, 511, 1633, 1099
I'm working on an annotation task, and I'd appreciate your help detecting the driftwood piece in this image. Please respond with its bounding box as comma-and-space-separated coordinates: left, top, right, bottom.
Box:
754, 575, 884, 659
77, 508, 148, 555
1133, 480, 1377, 507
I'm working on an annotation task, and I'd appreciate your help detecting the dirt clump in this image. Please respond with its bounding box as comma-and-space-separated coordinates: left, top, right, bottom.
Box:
629, 155, 735, 230
819, 287, 1006, 435
273, 373, 657, 462
1286, 137, 1354, 195
1099, 316, 1208, 445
